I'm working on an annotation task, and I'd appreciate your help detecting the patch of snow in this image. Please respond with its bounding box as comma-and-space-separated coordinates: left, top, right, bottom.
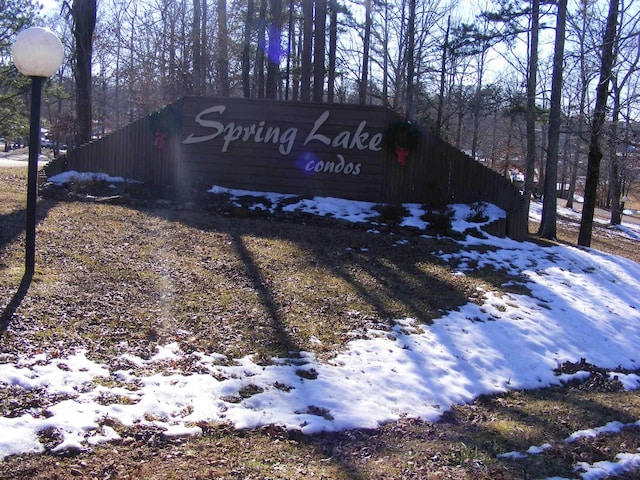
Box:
1, 180, 639, 463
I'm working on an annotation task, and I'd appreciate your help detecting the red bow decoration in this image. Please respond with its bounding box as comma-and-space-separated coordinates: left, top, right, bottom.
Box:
395, 146, 410, 166
154, 130, 167, 150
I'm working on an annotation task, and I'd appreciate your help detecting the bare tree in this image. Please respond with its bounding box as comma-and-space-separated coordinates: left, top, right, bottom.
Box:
192, 0, 202, 95
312, 0, 326, 101
564, 0, 599, 210
608, 1, 640, 224
405, 0, 415, 116
301, 0, 313, 102
256, 0, 267, 98
285, 0, 295, 100
524, 0, 539, 227
381, 0, 390, 107
578, 0, 619, 247
242, 0, 255, 97
539, 0, 568, 240
435, 15, 451, 135
218, 0, 230, 96
450, 15, 501, 159
359, 0, 372, 105
267, 0, 283, 98
327, 0, 338, 102
66, 0, 97, 145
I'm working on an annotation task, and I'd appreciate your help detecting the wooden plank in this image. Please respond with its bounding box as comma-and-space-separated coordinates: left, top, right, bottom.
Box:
178, 97, 390, 202
62, 96, 528, 240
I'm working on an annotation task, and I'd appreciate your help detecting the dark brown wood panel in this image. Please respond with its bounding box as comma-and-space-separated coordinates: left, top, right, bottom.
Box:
177, 97, 390, 201
59, 96, 527, 240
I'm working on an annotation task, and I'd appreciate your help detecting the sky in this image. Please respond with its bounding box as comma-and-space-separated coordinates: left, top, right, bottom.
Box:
1, 175, 640, 479
37, 0, 59, 15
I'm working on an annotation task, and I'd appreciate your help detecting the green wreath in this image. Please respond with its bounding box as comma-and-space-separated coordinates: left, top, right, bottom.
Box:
150, 106, 181, 150
384, 119, 421, 166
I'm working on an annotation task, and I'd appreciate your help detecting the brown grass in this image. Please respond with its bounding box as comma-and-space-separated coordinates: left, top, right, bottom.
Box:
1, 166, 639, 479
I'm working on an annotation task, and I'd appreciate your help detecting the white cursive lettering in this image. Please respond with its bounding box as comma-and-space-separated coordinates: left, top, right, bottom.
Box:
304, 155, 362, 176
183, 105, 226, 144
183, 105, 382, 157
183, 105, 299, 155
304, 111, 331, 146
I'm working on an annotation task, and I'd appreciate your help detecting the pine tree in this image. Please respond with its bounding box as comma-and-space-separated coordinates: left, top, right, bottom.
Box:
0, 0, 41, 143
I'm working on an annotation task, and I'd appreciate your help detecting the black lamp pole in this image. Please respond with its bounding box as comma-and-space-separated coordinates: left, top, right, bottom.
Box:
12, 27, 64, 280
25, 76, 44, 276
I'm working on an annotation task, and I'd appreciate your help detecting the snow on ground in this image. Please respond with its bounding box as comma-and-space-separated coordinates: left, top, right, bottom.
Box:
3, 180, 640, 479
47, 170, 139, 186
0, 152, 51, 168
499, 420, 640, 479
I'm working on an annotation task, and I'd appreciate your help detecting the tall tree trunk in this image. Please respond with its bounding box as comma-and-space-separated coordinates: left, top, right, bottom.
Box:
201, 0, 208, 93
193, 0, 202, 95
99, 63, 106, 136
436, 16, 451, 136
168, 0, 176, 100
301, 0, 313, 102
567, 1, 590, 210
359, 0, 371, 105
114, 17, 122, 127
607, 10, 640, 223
131, 0, 141, 116
71, 0, 97, 145
293, 16, 301, 100
537, 118, 547, 196
180, 0, 189, 94
504, 115, 515, 176
559, 128, 571, 198
242, 0, 254, 98
381, 1, 389, 106
470, 68, 483, 159
327, 0, 337, 102
455, 79, 464, 148
313, 0, 326, 101
267, 0, 283, 98
524, 0, 539, 228
285, 0, 294, 100
609, 82, 622, 224
470, 42, 490, 160
392, 0, 405, 110
217, 0, 230, 96
578, 0, 618, 246
256, 0, 267, 98
405, 0, 416, 117
566, 139, 579, 209
538, 0, 567, 240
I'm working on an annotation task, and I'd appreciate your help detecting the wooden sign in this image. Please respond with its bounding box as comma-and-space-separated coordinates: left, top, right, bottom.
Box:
179, 97, 395, 200
58, 96, 528, 239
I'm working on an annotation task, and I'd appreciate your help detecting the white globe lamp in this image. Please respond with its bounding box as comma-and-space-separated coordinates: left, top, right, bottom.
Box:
11, 27, 64, 276
12, 27, 64, 78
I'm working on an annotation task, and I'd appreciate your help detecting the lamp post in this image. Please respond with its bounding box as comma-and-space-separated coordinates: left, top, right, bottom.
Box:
11, 27, 64, 276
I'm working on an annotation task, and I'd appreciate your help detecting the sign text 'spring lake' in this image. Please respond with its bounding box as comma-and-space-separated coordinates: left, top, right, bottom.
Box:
182, 105, 384, 176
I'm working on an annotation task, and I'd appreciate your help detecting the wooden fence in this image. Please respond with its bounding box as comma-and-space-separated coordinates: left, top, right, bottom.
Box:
48, 97, 528, 240
382, 130, 528, 239
49, 109, 177, 187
